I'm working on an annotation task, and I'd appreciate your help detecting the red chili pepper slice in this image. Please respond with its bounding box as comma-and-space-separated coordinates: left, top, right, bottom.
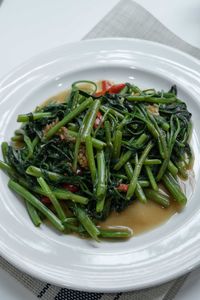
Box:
41, 196, 51, 205
62, 183, 79, 193
95, 80, 112, 97
108, 83, 126, 94
94, 111, 103, 129
94, 91, 104, 97
116, 184, 129, 192
102, 80, 112, 92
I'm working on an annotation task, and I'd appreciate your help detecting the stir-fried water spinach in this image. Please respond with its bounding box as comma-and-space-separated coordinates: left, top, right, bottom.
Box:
0, 80, 193, 241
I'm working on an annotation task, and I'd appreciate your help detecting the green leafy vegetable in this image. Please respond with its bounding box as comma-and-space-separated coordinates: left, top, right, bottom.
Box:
0, 81, 193, 240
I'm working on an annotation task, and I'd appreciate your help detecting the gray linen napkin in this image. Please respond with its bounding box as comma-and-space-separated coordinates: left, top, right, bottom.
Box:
85, 0, 200, 60
1, 0, 199, 299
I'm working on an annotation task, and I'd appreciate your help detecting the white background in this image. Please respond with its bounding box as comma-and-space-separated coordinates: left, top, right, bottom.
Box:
0, 0, 200, 299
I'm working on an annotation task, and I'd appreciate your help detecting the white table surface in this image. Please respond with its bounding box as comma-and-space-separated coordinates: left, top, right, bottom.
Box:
0, 0, 200, 299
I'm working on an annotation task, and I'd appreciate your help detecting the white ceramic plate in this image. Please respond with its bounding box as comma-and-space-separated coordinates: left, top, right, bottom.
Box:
0, 38, 200, 292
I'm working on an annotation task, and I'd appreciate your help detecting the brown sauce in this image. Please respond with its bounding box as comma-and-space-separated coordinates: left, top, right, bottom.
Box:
41, 90, 70, 107
38, 83, 194, 236
98, 199, 181, 235
42, 81, 103, 107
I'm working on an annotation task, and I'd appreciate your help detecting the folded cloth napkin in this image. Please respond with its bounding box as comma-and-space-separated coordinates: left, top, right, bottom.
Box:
85, 0, 200, 60
1, 0, 199, 299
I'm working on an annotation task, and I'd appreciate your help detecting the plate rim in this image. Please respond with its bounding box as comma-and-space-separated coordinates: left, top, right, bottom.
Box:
0, 37, 200, 292
1, 37, 200, 86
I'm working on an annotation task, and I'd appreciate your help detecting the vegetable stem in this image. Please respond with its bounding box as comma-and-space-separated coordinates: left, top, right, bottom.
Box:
1, 142, 8, 162
73, 206, 100, 241
26, 166, 65, 182
82, 100, 101, 138
112, 130, 122, 160
8, 180, 65, 231
99, 227, 133, 238
126, 142, 153, 200
37, 177, 66, 221
45, 97, 93, 140
17, 112, 52, 122
145, 166, 158, 191
25, 201, 42, 227
163, 172, 187, 205
145, 189, 170, 208
104, 120, 113, 149
67, 129, 105, 149
96, 150, 107, 212
127, 95, 176, 104
85, 135, 96, 184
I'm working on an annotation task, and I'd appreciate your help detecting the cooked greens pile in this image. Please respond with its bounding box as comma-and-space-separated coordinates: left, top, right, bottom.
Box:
0, 80, 193, 241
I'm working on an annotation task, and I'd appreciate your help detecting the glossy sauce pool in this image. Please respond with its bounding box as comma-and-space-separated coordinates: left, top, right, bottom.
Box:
98, 199, 181, 235
43, 84, 193, 236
